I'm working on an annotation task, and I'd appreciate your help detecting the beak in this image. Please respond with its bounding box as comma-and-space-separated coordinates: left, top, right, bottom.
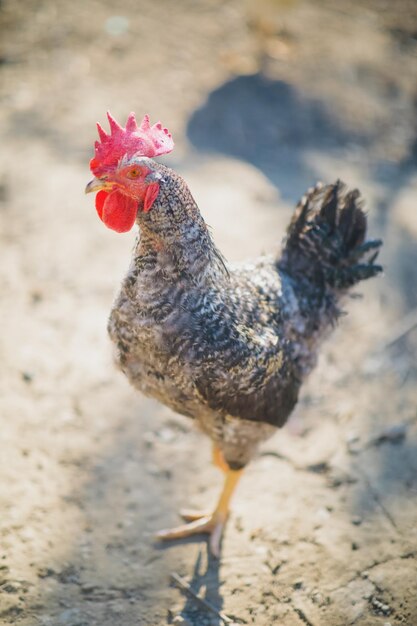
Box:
85, 177, 113, 194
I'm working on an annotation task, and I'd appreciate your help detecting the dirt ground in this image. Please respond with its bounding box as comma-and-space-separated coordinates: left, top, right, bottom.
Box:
1, 1, 417, 624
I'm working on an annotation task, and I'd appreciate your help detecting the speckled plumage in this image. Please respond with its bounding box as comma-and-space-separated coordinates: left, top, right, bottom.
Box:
108, 158, 382, 469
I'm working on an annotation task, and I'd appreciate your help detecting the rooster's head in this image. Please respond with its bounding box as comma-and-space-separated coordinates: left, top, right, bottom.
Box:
85, 112, 174, 233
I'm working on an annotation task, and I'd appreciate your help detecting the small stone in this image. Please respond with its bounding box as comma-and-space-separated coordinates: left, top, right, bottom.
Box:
31, 290, 43, 304
306, 461, 329, 474
38, 567, 55, 578
351, 516, 362, 526
105, 16, 129, 36
311, 591, 328, 606
371, 597, 391, 616
21, 371, 33, 383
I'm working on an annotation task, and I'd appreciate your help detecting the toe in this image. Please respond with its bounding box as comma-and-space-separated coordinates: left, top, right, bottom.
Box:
155, 516, 213, 541
209, 521, 224, 558
179, 508, 212, 521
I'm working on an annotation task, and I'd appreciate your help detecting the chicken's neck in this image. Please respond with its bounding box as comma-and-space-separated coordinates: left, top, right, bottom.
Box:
134, 170, 228, 284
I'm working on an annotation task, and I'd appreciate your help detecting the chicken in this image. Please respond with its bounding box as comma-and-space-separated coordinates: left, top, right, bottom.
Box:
86, 112, 382, 556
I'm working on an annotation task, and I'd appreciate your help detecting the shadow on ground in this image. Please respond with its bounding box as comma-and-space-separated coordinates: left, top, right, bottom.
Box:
187, 73, 365, 200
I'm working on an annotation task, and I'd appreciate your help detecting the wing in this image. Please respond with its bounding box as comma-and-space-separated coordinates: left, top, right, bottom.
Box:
194, 326, 300, 427
191, 264, 302, 428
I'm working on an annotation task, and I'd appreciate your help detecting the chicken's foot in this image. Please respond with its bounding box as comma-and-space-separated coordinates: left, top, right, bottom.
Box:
155, 466, 242, 557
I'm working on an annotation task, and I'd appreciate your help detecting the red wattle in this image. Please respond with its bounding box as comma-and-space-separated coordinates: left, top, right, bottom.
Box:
95, 190, 138, 233
95, 190, 108, 220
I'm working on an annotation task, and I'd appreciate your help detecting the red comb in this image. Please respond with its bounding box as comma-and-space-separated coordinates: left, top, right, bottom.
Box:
90, 112, 174, 176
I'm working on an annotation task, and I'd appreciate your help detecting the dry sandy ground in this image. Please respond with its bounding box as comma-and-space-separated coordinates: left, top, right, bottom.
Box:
1, 1, 417, 624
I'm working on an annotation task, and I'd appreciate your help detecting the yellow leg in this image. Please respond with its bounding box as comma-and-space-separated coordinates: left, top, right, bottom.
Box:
212, 444, 229, 473
178, 445, 229, 520
156, 461, 243, 558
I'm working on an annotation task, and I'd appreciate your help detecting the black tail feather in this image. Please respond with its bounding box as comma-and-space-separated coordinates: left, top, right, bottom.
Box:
279, 181, 382, 290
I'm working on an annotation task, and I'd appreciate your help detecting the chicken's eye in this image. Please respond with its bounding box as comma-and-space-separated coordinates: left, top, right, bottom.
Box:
127, 167, 142, 179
